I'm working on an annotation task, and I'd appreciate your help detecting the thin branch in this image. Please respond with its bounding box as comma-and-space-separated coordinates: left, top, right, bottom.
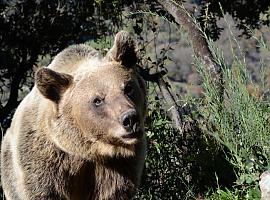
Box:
0, 51, 37, 124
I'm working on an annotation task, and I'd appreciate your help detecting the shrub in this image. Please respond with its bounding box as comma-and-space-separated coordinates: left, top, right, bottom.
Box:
196, 32, 270, 199
134, 85, 235, 199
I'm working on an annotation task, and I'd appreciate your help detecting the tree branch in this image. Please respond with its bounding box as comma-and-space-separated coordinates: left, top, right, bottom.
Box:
139, 68, 184, 134
158, 78, 184, 134
142, 0, 224, 134
156, 0, 223, 94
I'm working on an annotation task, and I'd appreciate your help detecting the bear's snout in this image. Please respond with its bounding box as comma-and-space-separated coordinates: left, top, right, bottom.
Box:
120, 109, 140, 138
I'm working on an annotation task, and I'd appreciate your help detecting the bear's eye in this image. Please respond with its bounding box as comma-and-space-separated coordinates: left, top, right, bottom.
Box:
124, 84, 134, 97
92, 97, 103, 107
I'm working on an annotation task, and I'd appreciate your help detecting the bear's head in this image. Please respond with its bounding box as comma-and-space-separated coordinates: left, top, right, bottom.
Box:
35, 31, 147, 159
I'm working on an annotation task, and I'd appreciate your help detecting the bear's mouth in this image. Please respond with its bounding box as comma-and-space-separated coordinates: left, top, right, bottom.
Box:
122, 123, 142, 139
121, 129, 143, 142
122, 131, 139, 139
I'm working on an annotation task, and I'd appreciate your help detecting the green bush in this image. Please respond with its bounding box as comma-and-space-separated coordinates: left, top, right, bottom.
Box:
134, 85, 236, 199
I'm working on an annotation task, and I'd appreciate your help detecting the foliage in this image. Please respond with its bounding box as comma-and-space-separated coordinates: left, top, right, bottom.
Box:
194, 24, 270, 198
132, 6, 270, 199
134, 85, 236, 199
1, 0, 270, 123
205, 186, 260, 200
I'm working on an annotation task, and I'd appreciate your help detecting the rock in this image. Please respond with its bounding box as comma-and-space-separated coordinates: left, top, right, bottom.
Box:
260, 171, 270, 200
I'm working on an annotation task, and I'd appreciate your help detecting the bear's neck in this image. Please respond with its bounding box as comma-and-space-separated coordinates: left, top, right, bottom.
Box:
63, 152, 139, 200
93, 158, 138, 199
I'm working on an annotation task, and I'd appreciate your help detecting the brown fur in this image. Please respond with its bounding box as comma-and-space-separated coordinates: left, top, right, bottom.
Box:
1, 31, 147, 200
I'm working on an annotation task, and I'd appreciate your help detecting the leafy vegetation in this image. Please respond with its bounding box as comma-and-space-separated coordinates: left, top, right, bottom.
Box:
134, 88, 236, 199
132, 50, 270, 199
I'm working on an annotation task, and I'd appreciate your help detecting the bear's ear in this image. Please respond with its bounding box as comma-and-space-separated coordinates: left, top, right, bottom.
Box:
35, 68, 73, 103
105, 31, 137, 68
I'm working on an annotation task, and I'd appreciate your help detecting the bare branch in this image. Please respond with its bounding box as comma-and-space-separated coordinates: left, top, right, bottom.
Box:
139, 68, 184, 134
158, 78, 184, 134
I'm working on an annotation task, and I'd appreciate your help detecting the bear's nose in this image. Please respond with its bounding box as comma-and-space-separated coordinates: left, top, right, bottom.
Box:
120, 109, 139, 132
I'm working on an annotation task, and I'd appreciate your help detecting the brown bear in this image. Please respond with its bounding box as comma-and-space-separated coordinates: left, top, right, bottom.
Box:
1, 31, 147, 200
